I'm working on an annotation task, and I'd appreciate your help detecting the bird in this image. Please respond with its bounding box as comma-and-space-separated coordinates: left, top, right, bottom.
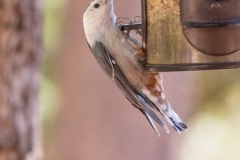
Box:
83, 0, 187, 136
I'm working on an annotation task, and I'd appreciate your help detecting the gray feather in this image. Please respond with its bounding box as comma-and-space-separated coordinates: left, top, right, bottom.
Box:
91, 41, 169, 134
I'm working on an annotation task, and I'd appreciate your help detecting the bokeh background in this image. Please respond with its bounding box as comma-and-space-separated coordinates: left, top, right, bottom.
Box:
41, 0, 240, 160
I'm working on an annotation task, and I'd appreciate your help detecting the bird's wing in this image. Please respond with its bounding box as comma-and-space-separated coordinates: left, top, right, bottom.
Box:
91, 41, 169, 135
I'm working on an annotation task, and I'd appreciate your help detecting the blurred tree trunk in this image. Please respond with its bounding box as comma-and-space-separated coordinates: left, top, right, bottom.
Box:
0, 0, 42, 160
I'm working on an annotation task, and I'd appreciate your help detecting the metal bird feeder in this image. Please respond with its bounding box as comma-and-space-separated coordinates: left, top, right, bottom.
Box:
120, 0, 240, 71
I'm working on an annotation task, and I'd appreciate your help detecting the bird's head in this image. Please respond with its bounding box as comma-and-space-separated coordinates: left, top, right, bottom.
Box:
83, 0, 116, 46
83, 0, 114, 23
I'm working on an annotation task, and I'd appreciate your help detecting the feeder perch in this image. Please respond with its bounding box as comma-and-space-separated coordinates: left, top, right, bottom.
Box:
121, 0, 240, 71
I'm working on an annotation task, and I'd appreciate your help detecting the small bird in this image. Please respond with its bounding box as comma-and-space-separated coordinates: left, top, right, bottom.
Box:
83, 0, 187, 136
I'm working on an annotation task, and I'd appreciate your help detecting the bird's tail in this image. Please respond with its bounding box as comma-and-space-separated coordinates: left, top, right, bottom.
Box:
158, 99, 187, 133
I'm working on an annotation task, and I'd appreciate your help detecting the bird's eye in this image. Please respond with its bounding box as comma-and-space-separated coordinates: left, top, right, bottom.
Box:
94, 3, 100, 8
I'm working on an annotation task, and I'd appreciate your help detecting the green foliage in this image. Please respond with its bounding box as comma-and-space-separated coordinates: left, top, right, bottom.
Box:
44, 0, 65, 52
179, 69, 240, 160
40, 0, 65, 127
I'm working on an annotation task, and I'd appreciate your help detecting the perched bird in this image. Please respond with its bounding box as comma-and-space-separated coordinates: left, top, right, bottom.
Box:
83, 0, 187, 136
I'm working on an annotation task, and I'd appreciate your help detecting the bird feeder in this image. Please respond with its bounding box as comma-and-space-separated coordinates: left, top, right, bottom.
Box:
121, 0, 240, 71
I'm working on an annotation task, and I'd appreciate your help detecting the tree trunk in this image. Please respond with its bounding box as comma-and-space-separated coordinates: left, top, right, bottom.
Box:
0, 0, 42, 160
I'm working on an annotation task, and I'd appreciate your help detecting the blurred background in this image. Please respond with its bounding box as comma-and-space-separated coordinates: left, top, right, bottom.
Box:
41, 0, 240, 160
